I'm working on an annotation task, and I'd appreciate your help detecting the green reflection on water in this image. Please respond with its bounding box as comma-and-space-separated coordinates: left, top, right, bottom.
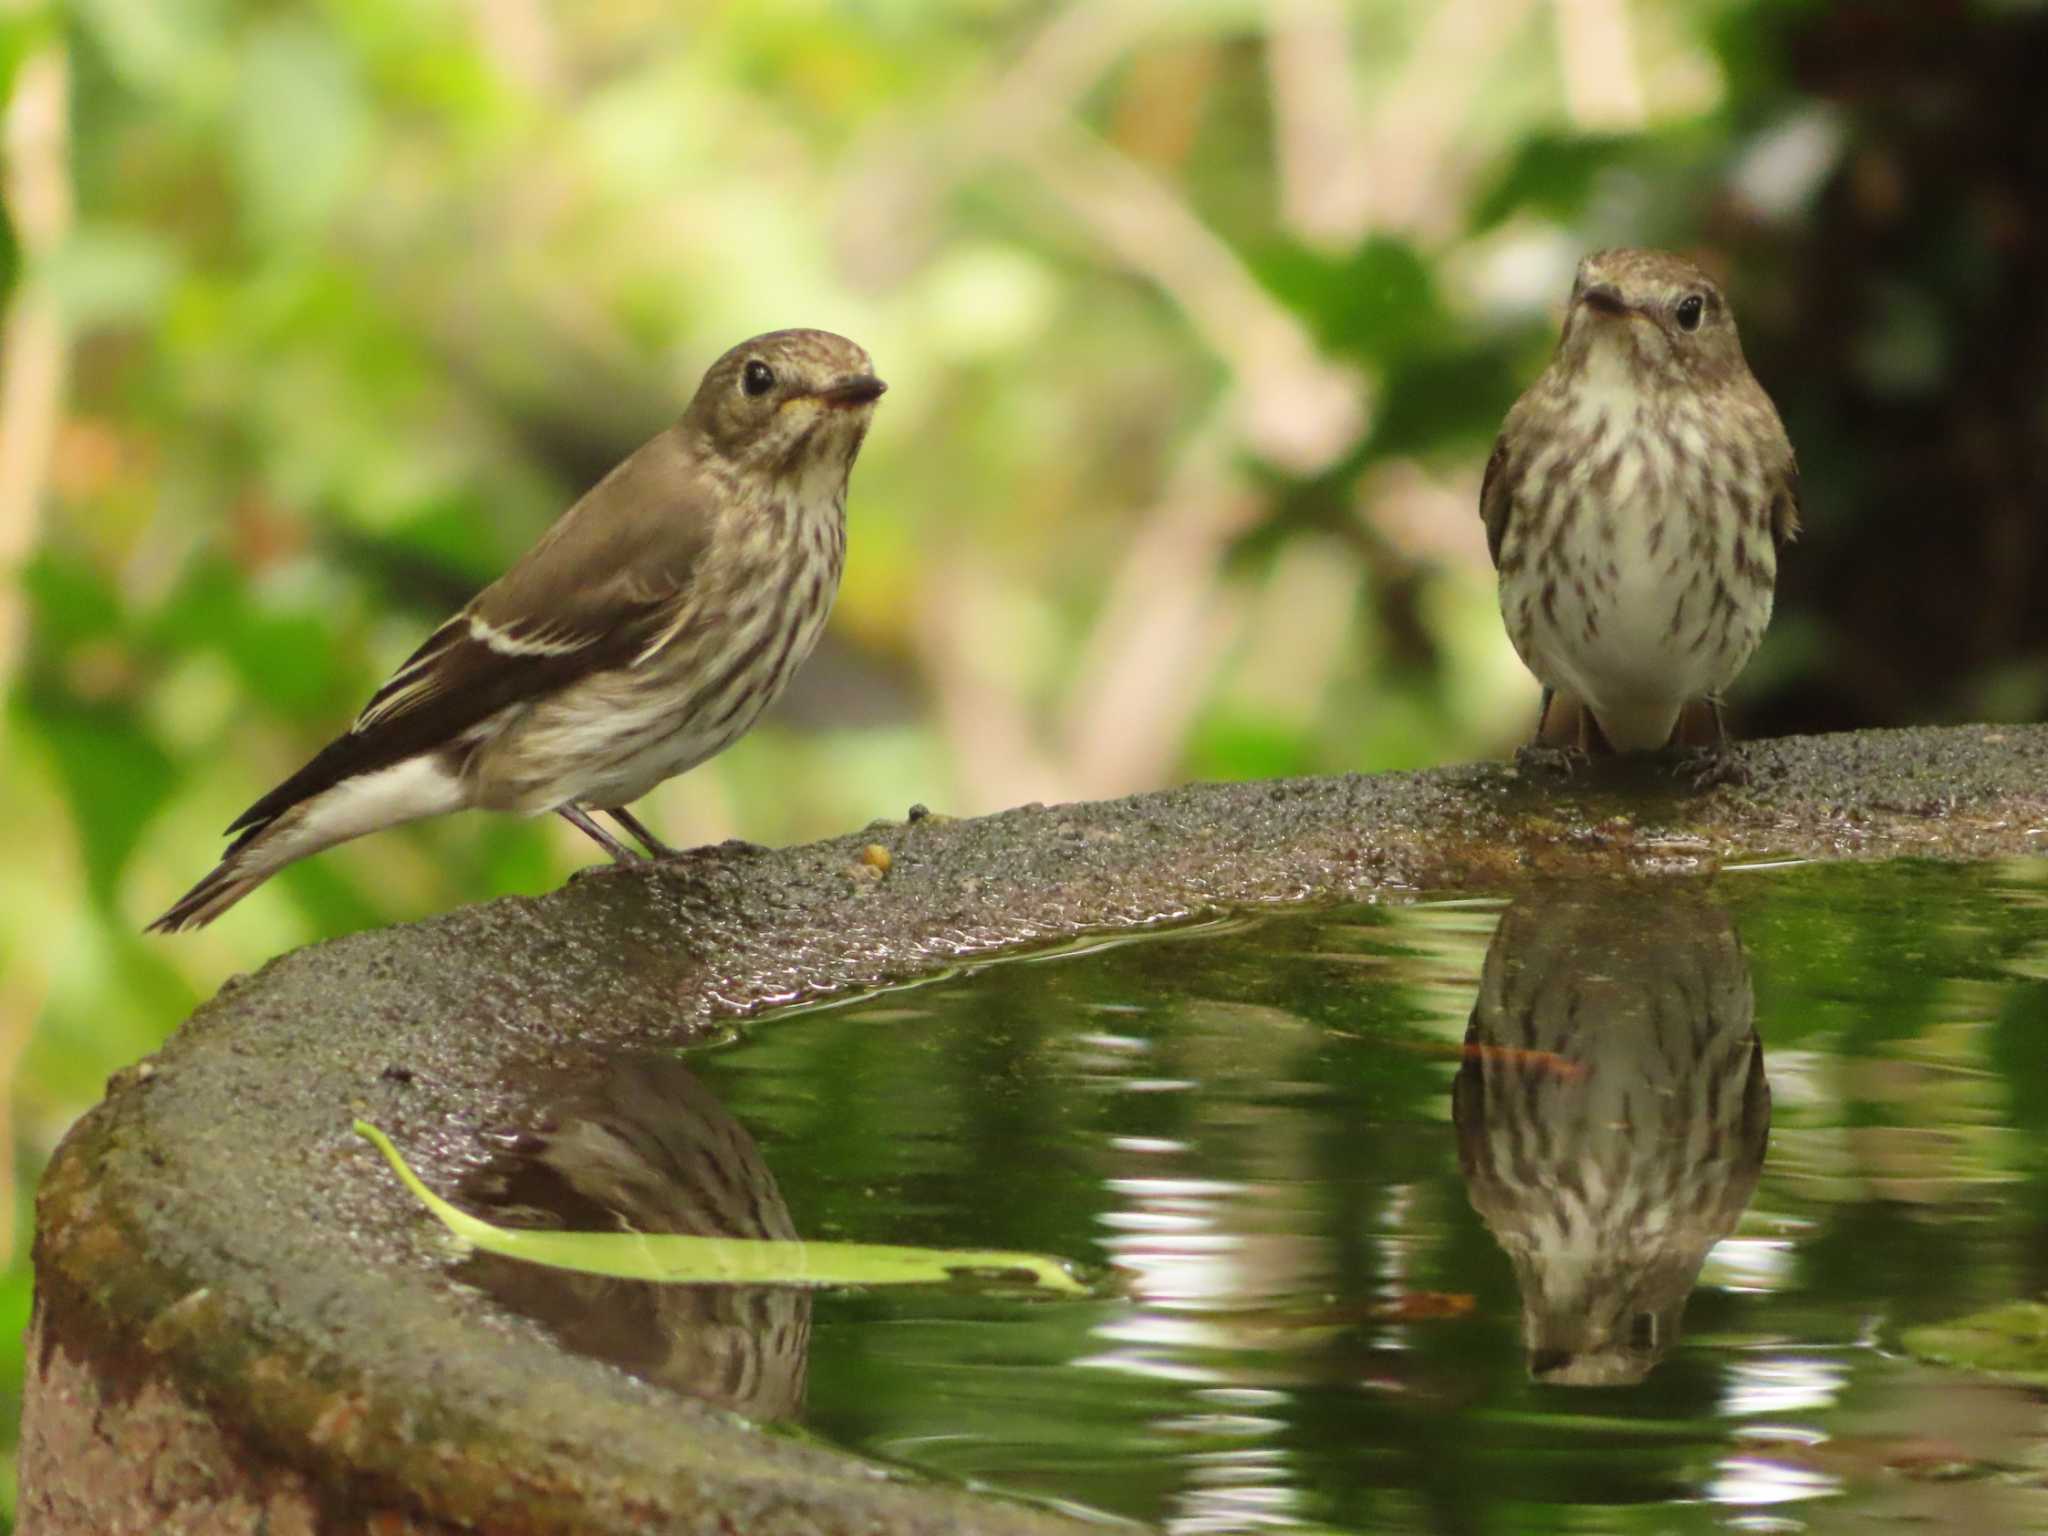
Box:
486, 858, 2048, 1533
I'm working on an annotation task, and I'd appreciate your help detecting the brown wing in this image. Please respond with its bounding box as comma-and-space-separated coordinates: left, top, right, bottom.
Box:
1479, 435, 1515, 568
225, 429, 711, 837
1770, 456, 1801, 553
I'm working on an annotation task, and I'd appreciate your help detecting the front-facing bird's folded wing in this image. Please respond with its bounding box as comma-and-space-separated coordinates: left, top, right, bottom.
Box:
1479, 435, 1516, 569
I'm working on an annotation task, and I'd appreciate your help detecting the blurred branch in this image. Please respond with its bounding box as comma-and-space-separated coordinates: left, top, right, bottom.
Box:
972, 0, 1192, 153
1360, 457, 1492, 571
0, 39, 70, 687
1357, 0, 1539, 236
836, 0, 1209, 288
1550, 0, 1646, 131
1026, 123, 1366, 474
459, 0, 563, 97
1109, 36, 1220, 170
846, 0, 1368, 471
0, 29, 71, 1269
844, 1, 1372, 802
916, 551, 1067, 811
1264, 0, 1374, 249
1059, 431, 1253, 798
921, 434, 1259, 808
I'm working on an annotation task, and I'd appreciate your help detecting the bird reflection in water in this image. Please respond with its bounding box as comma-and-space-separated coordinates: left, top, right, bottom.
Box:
1452, 883, 1769, 1387
456, 1054, 809, 1421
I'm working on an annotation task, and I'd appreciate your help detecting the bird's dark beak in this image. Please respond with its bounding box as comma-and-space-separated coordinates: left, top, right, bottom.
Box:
1577, 283, 1628, 318
818, 375, 887, 408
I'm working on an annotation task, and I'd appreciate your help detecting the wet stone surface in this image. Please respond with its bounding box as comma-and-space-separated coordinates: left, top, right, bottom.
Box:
24, 724, 2048, 1533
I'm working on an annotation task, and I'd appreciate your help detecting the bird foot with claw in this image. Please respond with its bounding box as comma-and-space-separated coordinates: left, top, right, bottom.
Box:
1674, 747, 1748, 791
1514, 743, 1591, 778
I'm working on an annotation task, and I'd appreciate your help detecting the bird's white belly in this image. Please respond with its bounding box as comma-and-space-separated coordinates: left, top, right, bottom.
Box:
514, 603, 831, 812
469, 528, 842, 814
1508, 495, 1767, 752
572, 657, 798, 809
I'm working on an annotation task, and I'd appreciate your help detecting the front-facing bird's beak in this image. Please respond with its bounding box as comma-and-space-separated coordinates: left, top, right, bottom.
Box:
1577, 283, 1629, 318
817, 375, 888, 408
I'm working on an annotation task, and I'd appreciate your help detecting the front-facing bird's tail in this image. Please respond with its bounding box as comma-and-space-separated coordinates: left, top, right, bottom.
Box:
1535, 691, 1722, 755
148, 752, 469, 932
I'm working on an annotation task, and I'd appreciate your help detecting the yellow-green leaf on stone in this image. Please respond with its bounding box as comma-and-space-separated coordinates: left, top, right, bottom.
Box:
355, 1120, 1088, 1295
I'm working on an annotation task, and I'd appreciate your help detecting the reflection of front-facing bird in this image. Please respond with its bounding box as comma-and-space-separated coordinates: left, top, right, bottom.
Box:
1482, 249, 1798, 757
151, 329, 884, 931
1453, 884, 1769, 1388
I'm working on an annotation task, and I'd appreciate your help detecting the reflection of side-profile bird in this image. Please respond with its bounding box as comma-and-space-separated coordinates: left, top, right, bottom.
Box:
1452, 883, 1769, 1387
151, 329, 884, 930
1481, 249, 1799, 756
458, 1055, 810, 1421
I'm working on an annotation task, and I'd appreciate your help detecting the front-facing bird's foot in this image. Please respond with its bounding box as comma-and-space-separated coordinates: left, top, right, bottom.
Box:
1672, 744, 1749, 791
1514, 742, 1591, 778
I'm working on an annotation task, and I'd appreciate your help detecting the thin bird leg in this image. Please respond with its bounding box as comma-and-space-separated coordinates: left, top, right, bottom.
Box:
604, 805, 679, 860
1514, 686, 1590, 776
557, 805, 644, 865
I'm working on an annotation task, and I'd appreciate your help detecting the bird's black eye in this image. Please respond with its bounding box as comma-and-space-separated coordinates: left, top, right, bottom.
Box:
741, 360, 776, 396
1675, 294, 1705, 332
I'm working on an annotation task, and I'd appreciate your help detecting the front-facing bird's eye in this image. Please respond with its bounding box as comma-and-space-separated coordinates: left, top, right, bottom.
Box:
1675, 294, 1705, 332
742, 360, 776, 396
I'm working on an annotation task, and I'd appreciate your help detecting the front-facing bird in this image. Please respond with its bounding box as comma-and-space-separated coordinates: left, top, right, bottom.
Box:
1482, 249, 1798, 759
151, 329, 885, 932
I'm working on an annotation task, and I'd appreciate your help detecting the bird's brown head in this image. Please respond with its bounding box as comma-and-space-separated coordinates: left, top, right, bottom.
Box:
685, 328, 885, 478
1557, 248, 1751, 391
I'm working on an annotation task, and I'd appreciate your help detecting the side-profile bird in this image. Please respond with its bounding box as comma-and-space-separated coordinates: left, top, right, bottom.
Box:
150, 329, 885, 932
1481, 248, 1799, 758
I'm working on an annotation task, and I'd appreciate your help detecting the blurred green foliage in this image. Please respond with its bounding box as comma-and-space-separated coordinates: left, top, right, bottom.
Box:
5, 0, 2047, 1522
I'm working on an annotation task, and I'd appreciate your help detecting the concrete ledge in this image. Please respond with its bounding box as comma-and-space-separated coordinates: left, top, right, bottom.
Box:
23, 726, 2048, 1533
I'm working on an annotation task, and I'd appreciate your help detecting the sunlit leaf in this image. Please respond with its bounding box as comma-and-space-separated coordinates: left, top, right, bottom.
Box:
356, 1121, 1090, 1295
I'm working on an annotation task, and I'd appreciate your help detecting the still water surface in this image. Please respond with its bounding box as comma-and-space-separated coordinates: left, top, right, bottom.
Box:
466, 859, 2048, 1533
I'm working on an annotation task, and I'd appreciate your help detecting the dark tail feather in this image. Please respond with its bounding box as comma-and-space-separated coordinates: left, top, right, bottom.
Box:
147, 824, 275, 933
148, 750, 467, 934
